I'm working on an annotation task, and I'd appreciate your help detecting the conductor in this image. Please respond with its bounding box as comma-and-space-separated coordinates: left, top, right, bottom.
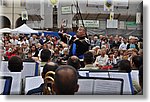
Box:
69, 26, 90, 59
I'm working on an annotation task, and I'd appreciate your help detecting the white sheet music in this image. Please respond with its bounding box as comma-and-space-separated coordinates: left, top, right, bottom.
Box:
93, 79, 122, 95
78, 71, 89, 77
21, 62, 36, 78
0, 61, 37, 79
40, 67, 44, 76
89, 72, 109, 78
75, 79, 93, 95
0, 61, 9, 72
131, 70, 139, 85
76, 78, 123, 95
25, 76, 43, 94
109, 72, 132, 95
0, 72, 22, 95
0, 80, 5, 94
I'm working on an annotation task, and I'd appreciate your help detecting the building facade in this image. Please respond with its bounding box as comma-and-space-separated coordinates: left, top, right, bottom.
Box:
0, 0, 53, 29
0, 0, 143, 36
0, 0, 26, 28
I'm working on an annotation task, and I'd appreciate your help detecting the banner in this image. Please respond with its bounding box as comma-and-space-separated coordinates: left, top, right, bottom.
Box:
110, 12, 114, 20
21, 10, 28, 20
136, 12, 141, 24
79, 20, 99, 28
104, 0, 114, 11
61, 6, 72, 14
107, 19, 118, 28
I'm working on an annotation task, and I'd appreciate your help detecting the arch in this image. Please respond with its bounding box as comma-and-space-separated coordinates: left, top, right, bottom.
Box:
0, 16, 11, 28
15, 17, 26, 28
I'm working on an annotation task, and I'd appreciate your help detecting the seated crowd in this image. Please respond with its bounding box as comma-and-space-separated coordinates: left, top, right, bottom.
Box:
0, 32, 143, 95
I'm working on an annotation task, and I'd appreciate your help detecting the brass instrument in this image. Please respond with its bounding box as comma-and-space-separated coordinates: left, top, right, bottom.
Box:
43, 71, 55, 95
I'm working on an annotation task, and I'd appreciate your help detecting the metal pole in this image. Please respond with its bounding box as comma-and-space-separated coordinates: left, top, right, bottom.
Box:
76, 1, 84, 27
12, 0, 14, 28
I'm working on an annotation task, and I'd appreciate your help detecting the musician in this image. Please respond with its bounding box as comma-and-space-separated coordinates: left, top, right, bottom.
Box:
52, 65, 79, 95
27, 62, 58, 95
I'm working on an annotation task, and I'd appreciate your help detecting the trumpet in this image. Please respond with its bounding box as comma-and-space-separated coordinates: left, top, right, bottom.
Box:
43, 71, 55, 95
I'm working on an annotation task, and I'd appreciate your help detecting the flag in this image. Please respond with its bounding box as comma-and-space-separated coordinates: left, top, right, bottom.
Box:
21, 10, 28, 20
110, 12, 114, 20
136, 12, 141, 24
61, 19, 68, 27
104, 0, 114, 11
50, 0, 58, 5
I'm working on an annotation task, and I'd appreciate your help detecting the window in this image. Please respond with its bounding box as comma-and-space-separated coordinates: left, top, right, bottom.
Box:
20, 0, 26, 7
0, 0, 8, 7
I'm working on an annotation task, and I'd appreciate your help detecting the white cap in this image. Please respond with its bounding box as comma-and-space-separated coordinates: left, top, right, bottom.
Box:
129, 36, 134, 40
135, 37, 139, 40
95, 46, 100, 49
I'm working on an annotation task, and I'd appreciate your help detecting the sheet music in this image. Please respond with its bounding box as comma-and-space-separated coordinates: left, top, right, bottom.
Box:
75, 79, 93, 95
76, 78, 123, 95
0, 80, 5, 94
89, 72, 109, 78
0, 72, 22, 95
109, 72, 132, 95
93, 79, 122, 95
131, 70, 139, 85
40, 67, 44, 76
0, 61, 37, 78
25, 76, 43, 94
78, 71, 89, 77
0, 61, 9, 72
21, 62, 36, 78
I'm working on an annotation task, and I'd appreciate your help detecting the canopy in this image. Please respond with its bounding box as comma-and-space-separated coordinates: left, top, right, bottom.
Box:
12, 24, 38, 34
0, 28, 12, 33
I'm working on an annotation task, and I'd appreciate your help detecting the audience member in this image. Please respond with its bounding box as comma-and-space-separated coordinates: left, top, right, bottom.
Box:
94, 48, 108, 68
30, 44, 39, 57
29, 34, 39, 45
40, 49, 51, 66
1, 25, 143, 95
81, 51, 99, 70
119, 37, 127, 50
106, 53, 116, 66
91, 35, 101, 48
112, 36, 121, 49
127, 36, 139, 51
23, 51, 35, 62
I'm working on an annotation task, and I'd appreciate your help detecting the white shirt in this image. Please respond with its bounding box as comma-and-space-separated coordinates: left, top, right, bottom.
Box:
94, 55, 108, 66
18, 41, 25, 47
106, 57, 117, 65
119, 43, 127, 50
10, 39, 18, 45
24, 40, 29, 45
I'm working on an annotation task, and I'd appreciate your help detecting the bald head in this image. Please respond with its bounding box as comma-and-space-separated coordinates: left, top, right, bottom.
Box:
67, 56, 81, 70
42, 62, 58, 78
53, 65, 79, 95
